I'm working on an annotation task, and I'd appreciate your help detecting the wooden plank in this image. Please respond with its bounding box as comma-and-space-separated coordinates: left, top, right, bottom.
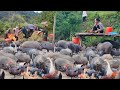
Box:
75, 33, 120, 37
75, 33, 120, 45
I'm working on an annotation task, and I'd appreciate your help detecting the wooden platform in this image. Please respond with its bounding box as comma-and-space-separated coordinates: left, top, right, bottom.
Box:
75, 33, 120, 46
75, 33, 120, 37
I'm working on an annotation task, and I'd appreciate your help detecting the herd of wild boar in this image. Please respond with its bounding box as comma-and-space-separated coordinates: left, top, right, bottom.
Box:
0, 40, 120, 79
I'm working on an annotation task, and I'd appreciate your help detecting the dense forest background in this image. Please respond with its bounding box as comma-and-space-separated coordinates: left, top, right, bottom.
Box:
0, 11, 120, 46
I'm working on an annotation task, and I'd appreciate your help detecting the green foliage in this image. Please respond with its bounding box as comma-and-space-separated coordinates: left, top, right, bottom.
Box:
55, 11, 82, 40
83, 36, 114, 46
0, 20, 4, 34
0, 11, 120, 46
35, 11, 55, 31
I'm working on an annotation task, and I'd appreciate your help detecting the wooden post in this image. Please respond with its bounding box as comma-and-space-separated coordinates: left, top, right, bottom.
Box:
53, 13, 56, 53
70, 31, 71, 41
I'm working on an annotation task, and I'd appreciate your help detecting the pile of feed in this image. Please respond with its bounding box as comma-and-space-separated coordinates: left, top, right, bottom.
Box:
28, 31, 43, 41
18, 32, 25, 41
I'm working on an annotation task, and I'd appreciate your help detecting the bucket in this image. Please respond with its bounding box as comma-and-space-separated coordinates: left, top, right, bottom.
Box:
49, 34, 54, 37
105, 27, 113, 34
72, 37, 80, 44
48, 34, 54, 42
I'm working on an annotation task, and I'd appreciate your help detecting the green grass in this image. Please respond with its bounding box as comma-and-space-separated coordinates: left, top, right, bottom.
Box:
79, 11, 120, 46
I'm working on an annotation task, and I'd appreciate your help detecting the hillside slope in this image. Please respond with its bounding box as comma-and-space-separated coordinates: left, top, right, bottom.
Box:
0, 11, 38, 19
0, 11, 119, 46
79, 11, 120, 33
78, 11, 120, 46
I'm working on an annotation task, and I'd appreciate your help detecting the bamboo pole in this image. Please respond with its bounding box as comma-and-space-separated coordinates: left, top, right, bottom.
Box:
53, 13, 56, 53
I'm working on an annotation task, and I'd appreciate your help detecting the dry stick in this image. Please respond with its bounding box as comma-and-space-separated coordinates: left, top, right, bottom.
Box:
52, 13, 56, 53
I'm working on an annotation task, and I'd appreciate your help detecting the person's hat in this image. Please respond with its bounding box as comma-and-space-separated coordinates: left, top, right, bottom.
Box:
41, 21, 48, 27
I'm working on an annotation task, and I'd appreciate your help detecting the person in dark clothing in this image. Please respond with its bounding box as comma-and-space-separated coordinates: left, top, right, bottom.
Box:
29, 29, 34, 37
22, 26, 28, 38
90, 18, 104, 33
42, 28, 48, 41
26, 24, 35, 38
38, 27, 48, 41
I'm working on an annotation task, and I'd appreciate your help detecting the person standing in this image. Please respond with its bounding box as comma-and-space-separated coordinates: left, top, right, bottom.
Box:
82, 11, 87, 22
22, 26, 28, 38
37, 21, 49, 41
42, 26, 48, 41
38, 26, 48, 41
